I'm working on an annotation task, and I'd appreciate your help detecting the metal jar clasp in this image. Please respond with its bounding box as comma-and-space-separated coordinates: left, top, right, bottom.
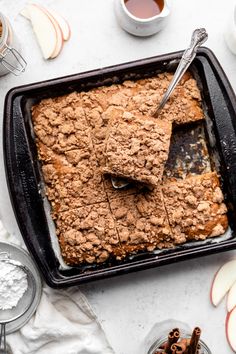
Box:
0, 43, 27, 76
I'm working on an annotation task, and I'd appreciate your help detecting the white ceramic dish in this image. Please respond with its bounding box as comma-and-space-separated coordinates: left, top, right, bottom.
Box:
114, 0, 171, 36
224, 4, 236, 55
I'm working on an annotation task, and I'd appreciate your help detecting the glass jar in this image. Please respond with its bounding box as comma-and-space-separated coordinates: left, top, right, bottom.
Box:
0, 12, 26, 76
148, 332, 211, 354
142, 320, 212, 354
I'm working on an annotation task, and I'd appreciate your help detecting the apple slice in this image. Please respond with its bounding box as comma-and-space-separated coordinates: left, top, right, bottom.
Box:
49, 9, 71, 41
210, 260, 236, 307
20, 7, 30, 19
21, 5, 70, 42
226, 305, 236, 351
27, 4, 58, 59
227, 281, 236, 312
32, 4, 63, 58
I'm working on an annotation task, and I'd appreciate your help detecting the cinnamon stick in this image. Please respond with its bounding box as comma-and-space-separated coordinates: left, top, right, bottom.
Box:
179, 338, 190, 348
188, 327, 201, 354
171, 342, 187, 353
177, 339, 188, 353
164, 328, 180, 353
195, 343, 201, 354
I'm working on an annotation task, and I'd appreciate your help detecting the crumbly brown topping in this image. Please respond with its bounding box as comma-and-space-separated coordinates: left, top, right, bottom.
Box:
109, 189, 174, 253
125, 72, 203, 125
83, 72, 203, 167
161, 172, 228, 243
57, 203, 123, 264
32, 96, 90, 154
45, 162, 107, 214
31, 72, 228, 266
33, 93, 108, 214
103, 111, 172, 186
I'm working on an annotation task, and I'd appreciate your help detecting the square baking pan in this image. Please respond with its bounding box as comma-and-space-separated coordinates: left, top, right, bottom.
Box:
3, 47, 236, 288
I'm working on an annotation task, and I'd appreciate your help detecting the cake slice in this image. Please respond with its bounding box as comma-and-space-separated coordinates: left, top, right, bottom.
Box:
109, 189, 174, 255
43, 161, 108, 213
103, 111, 172, 186
57, 202, 123, 265
38, 145, 107, 213
32, 97, 91, 154
162, 172, 228, 244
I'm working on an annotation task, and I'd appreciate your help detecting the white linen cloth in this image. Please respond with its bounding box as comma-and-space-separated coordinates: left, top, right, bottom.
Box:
0, 221, 115, 354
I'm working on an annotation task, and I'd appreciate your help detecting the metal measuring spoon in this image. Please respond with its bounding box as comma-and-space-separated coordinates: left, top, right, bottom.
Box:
111, 28, 208, 189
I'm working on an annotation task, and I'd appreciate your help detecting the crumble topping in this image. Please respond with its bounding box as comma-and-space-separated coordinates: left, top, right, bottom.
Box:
103, 111, 172, 186
125, 72, 203, 124
162, 172, 228, 242
109, 190, 174, 253
31, 72, 228, 266
44, 160, 107, 214
83, 72, 203, 168
57, 203, 122, 264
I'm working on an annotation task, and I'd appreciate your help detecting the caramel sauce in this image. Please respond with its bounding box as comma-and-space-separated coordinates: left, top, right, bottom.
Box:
124, 0, 164, 19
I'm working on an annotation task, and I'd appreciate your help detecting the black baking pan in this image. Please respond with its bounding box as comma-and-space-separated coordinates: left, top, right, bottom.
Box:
3, 47, 236, 288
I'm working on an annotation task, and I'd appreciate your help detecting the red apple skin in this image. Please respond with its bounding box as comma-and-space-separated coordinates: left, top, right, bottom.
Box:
50, 10, 71, 41
226, 305, 236, 352
227, 282, 236, 312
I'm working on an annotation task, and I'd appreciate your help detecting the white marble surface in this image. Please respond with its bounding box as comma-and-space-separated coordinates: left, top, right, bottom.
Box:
0, 0, 236, 353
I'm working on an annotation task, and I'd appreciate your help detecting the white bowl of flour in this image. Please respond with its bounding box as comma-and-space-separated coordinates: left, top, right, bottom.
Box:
0, 242, 42, 334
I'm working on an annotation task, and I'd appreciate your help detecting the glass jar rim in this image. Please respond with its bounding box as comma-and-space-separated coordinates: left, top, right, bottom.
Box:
148, 334, 212, 354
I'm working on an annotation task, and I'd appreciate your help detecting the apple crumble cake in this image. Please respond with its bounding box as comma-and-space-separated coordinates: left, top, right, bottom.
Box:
162, 172, 228, 243
103, 111, 172, 186
31, 71, 228, 266
109, 189, 174, 254
56, 203, 123, 264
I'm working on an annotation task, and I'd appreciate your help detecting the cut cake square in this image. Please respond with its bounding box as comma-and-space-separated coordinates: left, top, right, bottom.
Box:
162, 172, 228, 244
103, 111, 172, 186
109, 189, 174, 255
57, 202, 122, 265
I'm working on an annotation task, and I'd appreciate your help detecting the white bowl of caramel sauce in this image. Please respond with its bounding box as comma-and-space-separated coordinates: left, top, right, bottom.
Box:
114, 0, 171, 36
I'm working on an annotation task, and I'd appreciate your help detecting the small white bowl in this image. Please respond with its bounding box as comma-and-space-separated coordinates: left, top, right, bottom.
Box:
114, 0, 171, 37
224, 5, 236, 55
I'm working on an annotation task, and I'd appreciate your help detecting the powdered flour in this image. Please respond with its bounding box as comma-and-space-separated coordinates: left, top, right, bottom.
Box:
0, 261, 28, 310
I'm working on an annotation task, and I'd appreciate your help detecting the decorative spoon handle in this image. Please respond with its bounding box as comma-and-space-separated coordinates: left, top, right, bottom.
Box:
153, 28, 208, 117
